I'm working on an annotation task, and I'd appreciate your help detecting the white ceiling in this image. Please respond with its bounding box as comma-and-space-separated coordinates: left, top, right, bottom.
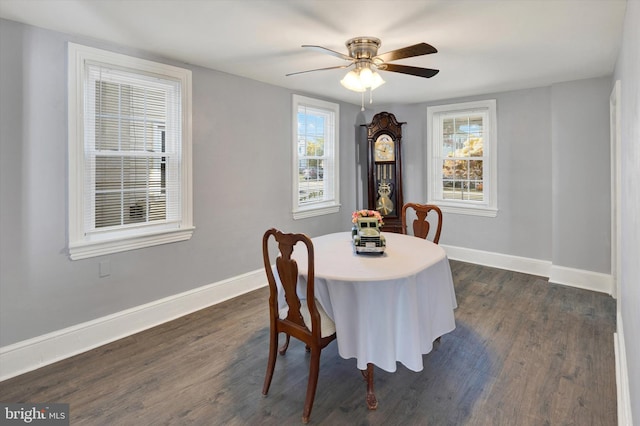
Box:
0, 0, 627, 106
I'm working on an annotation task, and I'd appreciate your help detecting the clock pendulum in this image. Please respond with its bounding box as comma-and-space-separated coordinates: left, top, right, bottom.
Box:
376, 181, 394, 215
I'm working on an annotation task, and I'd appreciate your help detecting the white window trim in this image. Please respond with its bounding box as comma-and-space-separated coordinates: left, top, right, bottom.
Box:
426, 99, 498, 217
292, 95, 340, 219
68, 43, 194, 260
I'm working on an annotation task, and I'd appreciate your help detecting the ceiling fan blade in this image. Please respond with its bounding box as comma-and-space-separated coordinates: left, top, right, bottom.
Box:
374, 43, 437, 63
379, 64, 439, 78
286, 64, 351, 77
302, 45, 354, 62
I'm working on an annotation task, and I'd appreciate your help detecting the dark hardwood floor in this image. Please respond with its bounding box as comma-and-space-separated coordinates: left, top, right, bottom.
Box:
0, 261, 617, 425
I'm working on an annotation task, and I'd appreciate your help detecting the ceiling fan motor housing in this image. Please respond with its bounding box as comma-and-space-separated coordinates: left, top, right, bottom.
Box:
346, 37, 381, 67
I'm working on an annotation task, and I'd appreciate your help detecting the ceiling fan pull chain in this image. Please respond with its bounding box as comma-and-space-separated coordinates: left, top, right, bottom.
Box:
361, 91, 365, 111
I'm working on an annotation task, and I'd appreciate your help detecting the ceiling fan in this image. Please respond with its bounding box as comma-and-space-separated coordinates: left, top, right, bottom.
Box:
287, 37, 439, 93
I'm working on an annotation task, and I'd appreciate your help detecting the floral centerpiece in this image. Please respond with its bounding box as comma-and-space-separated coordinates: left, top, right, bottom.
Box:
351, 209, 384, 226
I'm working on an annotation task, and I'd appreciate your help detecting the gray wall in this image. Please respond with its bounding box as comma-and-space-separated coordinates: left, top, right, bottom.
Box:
0, 16, 616, 356
377, 78, 611, 271
551, 77, 612, 273
0, 19, 361, 346
614, 0, 640, 422
430, 87, 555, 261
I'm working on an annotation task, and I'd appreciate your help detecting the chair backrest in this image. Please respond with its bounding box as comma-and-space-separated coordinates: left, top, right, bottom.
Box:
262, 228, 323, 343
401, 203, 443, 244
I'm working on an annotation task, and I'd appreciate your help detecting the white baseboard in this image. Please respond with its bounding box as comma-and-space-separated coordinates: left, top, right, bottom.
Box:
615, 314, 633, 426
442, 244, 613, 295
549, 265, 613, 295
442, 244, 552, 277
0, 269, 267, 382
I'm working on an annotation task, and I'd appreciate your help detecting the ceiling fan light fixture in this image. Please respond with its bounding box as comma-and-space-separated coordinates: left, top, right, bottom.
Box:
340, 67, 385, 92
359, 67, 374, 85
369, 71, 385, 90
340, 69, 366, 92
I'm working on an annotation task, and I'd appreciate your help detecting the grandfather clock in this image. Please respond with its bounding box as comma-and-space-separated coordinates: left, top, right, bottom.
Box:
365, 112, 405, 233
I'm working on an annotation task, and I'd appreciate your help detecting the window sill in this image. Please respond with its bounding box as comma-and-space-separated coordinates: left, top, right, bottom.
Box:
293, 204, 340, 220
69, 227, 195, 260
433, 203, 498, 217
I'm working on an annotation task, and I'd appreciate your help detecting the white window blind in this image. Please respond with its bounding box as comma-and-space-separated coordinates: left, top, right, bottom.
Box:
84, 64, 182, 234
68, 43, 193, 259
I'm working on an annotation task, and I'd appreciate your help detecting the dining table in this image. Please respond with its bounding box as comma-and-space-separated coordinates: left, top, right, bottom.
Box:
277, 231, 458, 409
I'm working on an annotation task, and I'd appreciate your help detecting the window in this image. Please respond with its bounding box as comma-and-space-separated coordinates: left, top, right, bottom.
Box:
292, 95, 340, 219
426, 100, 497, 217
68, 43, 193, 260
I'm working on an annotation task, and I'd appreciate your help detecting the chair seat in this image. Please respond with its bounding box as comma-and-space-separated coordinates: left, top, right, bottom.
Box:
280, 299, 336, 338
300, 300, 336, 338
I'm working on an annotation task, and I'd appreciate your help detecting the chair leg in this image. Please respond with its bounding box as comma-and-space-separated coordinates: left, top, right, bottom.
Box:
278, 333, 291, 355
262, 328, 278, 395
301, 348, 321, 424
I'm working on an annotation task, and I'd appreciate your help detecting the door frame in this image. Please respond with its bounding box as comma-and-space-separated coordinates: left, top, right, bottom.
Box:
609, 80, 622, 302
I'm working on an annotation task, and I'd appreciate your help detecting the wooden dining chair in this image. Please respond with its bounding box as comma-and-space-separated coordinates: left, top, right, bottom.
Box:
262, 228, 337, 424
401, 203, 443, 244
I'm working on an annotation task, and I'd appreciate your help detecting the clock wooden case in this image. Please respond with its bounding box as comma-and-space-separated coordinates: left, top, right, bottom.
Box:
365, 112, 405, 233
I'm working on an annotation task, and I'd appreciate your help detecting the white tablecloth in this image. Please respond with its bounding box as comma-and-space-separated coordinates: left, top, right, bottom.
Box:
278, 231, 457, 373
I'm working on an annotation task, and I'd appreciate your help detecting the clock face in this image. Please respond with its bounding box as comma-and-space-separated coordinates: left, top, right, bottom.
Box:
374, 134, 395, 161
